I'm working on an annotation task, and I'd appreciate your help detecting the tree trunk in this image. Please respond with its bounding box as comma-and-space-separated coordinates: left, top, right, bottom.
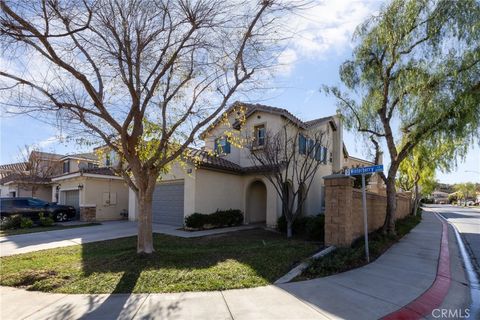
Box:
286, 220, 293, 239
137, 185, 155, 254
383, 178, 397, 235
413, 182, 420, 216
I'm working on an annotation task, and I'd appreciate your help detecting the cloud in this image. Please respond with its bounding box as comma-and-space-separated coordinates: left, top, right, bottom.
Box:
276, 0, 382, 75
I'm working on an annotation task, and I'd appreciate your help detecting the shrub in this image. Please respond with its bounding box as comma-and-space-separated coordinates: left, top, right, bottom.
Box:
20, 217, 34, 229
185, 209, 244, 229
277, 214, 325, 241
185, 213, 206, 229
0, 214, 22, 230
39, 212, 55, 227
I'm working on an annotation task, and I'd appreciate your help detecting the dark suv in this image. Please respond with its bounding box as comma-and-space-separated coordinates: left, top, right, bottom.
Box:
0, 197, 77, 222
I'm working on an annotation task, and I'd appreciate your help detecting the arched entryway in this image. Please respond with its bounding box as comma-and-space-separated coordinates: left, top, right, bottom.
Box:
246, 180, 267, 223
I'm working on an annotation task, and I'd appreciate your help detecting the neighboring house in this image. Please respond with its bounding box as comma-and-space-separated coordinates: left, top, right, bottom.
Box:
0, 162, 28, 198
0, 150, 129, 222
128, 102, 379, 227
51, 153, 128, 221
0, 151, 63, 200
432, 191, 449, 204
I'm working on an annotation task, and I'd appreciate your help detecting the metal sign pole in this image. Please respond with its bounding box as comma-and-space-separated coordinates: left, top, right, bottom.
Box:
361, 173, 370, 263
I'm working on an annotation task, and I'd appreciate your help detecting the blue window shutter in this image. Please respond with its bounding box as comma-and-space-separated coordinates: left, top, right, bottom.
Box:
322, 147, 328, 163
299, 135, 306, 154
225, 140, 231, 154
315, 145, 321, 161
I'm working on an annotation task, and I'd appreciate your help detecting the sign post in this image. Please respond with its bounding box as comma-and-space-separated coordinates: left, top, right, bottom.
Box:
346, 164, 384, 263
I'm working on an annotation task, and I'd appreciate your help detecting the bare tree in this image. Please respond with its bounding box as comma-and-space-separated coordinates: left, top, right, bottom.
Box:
249, 124, 327, 238
0, 0, 296, 253
18, 146, 62, 197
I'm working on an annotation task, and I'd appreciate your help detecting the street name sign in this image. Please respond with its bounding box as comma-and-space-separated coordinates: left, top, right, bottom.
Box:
346, 165, 384, 176
345, 164, 384, 263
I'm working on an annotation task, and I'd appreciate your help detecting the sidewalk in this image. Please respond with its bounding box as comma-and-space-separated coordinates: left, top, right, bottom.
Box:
0, 212, 471, 319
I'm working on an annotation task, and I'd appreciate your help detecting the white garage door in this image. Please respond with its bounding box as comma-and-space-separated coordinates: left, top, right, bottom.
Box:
64, 190, 80, 218
152, 181, 184, 226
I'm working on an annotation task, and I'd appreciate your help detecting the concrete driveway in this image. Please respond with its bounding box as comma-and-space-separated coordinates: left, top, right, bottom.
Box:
0, 221, 139, 257
0, 221, 260, 257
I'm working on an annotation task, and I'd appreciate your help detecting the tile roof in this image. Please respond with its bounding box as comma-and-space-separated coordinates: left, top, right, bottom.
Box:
0, 173, 51, 185
30, 151, 64, 160
200, 101, 335, 138
64, 152, 99, 161
0, 162, 28, 172
52, 166, 118, 179
187, 148, 277, 175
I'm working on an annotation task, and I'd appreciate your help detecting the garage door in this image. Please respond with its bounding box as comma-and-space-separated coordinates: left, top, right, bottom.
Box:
152, 181, 184, 226
64, 190, 80, 218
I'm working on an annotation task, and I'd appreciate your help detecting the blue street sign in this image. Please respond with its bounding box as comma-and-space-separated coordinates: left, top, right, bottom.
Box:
346, 165, 384, 176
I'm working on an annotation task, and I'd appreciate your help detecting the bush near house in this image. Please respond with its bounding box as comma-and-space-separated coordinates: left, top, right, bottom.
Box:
38, 213, 55, 227
0, 214, 23, 230
277, 214, 325, 242
185, 209, 244, 229
20, 217, 34, 229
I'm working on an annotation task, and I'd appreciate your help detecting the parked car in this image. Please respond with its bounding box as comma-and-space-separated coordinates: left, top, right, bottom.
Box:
0, 197, 76, 222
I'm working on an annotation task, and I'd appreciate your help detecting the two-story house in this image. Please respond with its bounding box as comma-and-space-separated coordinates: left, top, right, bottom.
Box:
0, 151, 63, 200
51, 150, 128, 221
128, 102, 378, 227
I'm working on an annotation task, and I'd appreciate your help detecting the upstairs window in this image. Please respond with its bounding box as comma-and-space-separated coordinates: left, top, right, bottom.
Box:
214, 137, 231, 154
63, 161, 70, 173
254, 125, 266, 147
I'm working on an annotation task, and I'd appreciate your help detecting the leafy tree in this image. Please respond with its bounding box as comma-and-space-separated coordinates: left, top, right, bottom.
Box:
325, 0, 480, 234
454, 182, 477, 204
0, 0, 295, 253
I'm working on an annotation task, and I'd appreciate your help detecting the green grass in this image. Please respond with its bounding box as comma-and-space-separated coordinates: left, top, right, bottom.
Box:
297, 213, 422, 280
0, 229, 319, 294
0, 223, 101, 236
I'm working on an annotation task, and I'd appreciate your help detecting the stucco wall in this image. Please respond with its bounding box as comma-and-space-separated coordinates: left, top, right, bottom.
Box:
83, 178, 128, 221
324, 175, 412, 247
194, 169, 244, 214
53, 176, 128, 221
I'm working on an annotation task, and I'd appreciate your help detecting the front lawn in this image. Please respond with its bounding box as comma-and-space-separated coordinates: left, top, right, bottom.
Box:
0, 223, 101, 237
0, 229, 319, 294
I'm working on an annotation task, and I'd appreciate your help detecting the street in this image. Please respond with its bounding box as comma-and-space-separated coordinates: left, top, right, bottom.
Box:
432, 204, 480, 275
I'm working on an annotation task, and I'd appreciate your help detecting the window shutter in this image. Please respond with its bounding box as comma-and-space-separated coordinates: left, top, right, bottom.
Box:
322, 147, 328, 163
214, 139, 219, 154
299, 135, 306, 154
224, 140, 231, 154
315, 145, 322, 161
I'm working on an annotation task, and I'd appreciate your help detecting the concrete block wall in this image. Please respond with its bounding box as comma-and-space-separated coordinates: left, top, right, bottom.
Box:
324, 174, 412, 247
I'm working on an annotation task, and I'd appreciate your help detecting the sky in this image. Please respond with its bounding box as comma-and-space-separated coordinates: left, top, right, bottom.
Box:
0, 0, 479, 184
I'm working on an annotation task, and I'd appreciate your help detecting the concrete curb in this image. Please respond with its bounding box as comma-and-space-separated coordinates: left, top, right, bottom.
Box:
274, 246, 335, 284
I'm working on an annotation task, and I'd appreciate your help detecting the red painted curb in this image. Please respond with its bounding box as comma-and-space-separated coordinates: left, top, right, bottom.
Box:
382, 215, 451, 320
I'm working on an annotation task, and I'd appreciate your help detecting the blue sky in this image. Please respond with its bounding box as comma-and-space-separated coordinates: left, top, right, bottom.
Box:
0, 0, 479, 184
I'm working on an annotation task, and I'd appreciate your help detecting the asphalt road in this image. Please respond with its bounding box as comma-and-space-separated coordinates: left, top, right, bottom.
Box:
431, 204, 480, 275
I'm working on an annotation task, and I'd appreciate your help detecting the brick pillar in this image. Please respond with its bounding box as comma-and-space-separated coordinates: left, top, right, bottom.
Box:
80, 206, 97, 222
323, 174, 355, 247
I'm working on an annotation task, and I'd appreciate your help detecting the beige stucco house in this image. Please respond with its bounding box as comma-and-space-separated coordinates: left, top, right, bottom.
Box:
51, 154, 129, 222
0, 150, 129, 222
128, 102, 378, 227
